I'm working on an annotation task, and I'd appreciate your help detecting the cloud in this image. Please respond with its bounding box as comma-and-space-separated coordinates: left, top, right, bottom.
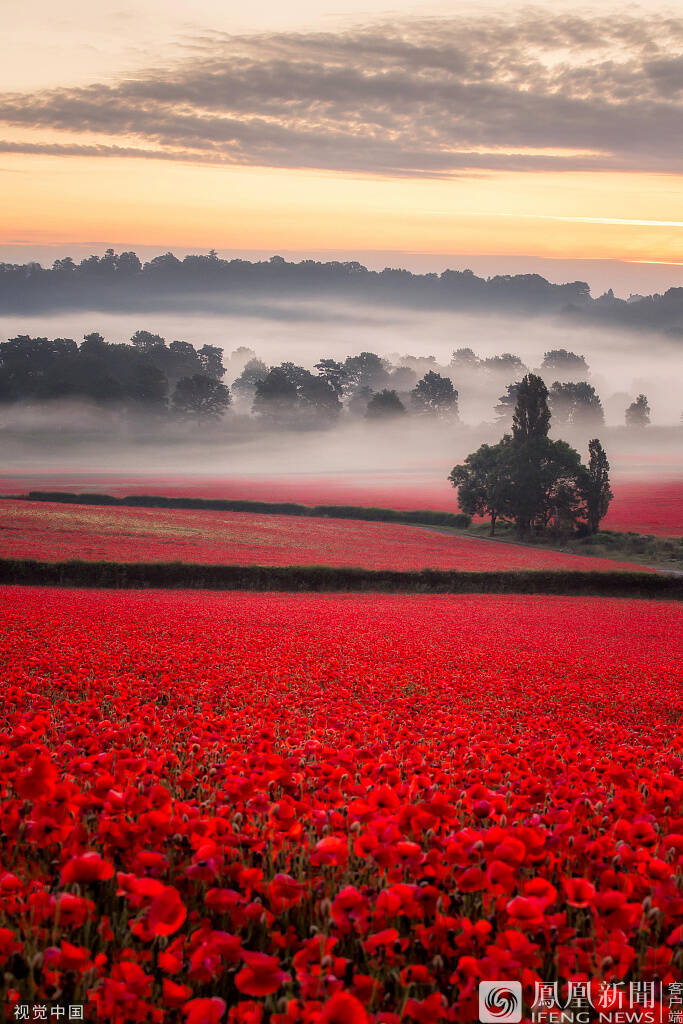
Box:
0, 9, 682, 177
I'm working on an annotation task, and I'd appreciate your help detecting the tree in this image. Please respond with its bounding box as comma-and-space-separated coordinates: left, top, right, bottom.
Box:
495, 383, 521, 424
581, 439, 612, 534
232, 358, 269, 398
365, 389, 406, 420
130, 330, 165, 352
198, 344, 226, 380
252, 367, 299, 424
482, 353, 528, 377
411, 371, 459, 418
344, 352, 390, 393
448, 440, 512, 534
625, 394, 650, 427
498, 373, 587, 537
298, 375, 342, 424
450, 348, 479, 371
541, 349, 589, 377
387, 366, 418, 391
549, 381, 604, 428
80, 332, 106, 355
172, 374, 230, 422
512, 373, 551, 442
315, 358, 348, 397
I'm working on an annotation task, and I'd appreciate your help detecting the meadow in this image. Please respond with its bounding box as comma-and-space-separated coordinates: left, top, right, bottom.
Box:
1, 474, 680, 536
0, 499, 653, 573
0, 587, 681, 1022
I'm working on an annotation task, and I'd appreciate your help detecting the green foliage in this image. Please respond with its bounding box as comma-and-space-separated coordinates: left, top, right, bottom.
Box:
582, 438, 613, 533
19, 491, 472, 530
451, 373, 612, 538
512, 373, 551, 442
0, 557, 678, 599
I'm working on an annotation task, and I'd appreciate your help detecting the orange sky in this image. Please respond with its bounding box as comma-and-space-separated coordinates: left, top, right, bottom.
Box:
1, 1, 682, 271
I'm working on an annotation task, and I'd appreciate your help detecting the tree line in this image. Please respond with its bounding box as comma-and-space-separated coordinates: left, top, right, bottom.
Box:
2, 250, 683, 336
0, 332, 653, 429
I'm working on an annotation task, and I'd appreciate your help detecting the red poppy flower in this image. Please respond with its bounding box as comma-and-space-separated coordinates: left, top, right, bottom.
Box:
235, 952, 290, 996
183, 997, 227, 1024
16, 754, 58, 801
163, 979, 193, 1007
505, 896, 546, 927
228, 1003, 263, 1024
564, 878, 596, 907
147, 886, 187, 936
61, 852, 114, 884
320, 991, 369, 1024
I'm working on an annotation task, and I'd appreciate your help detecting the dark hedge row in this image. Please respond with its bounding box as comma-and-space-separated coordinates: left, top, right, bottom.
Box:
0, 558, 679, 599
16, 491, 473, 529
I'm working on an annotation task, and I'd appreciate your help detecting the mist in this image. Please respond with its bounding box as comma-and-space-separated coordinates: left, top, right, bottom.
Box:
1, 299, 681, 421
1, 296, 681, 506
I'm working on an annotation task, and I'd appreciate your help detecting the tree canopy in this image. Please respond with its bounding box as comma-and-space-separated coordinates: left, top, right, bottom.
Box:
449, 373, 612, 537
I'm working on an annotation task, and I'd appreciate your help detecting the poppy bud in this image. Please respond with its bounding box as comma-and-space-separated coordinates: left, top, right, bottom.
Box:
431, 955, 444, 971
499, 814, 507, 826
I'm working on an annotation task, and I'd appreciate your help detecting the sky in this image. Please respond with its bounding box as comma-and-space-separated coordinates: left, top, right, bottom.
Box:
2, 0, 682, 292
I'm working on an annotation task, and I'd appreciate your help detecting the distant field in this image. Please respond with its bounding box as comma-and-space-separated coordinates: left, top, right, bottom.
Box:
1, 472, 680, 536
0, 498, 656, 572
601, 479, 682, 535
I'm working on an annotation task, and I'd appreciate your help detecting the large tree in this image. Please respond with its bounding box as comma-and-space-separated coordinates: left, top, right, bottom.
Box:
512, 373, 551, 442
453, 373, 593, 538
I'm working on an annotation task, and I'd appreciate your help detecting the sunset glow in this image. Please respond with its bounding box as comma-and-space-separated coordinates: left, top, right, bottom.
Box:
2, 1, 682, 274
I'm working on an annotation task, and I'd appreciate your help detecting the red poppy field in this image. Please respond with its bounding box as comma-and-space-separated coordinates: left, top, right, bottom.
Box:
1, 473, 680, 537
0, 500, 652, 573
0, 587, 681, 1022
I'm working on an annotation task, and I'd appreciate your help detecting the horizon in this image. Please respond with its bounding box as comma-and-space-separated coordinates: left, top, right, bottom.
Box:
2, 245, 682, 300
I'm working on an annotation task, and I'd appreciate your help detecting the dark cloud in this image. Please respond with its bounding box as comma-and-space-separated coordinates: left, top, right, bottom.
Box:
1, 9, 682, 176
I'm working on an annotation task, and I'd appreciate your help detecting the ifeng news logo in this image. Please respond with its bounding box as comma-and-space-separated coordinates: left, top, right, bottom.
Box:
479, 981, 523, 1023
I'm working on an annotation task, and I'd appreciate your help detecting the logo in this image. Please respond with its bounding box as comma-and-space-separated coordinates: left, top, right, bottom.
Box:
479, 981, 523, 1023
